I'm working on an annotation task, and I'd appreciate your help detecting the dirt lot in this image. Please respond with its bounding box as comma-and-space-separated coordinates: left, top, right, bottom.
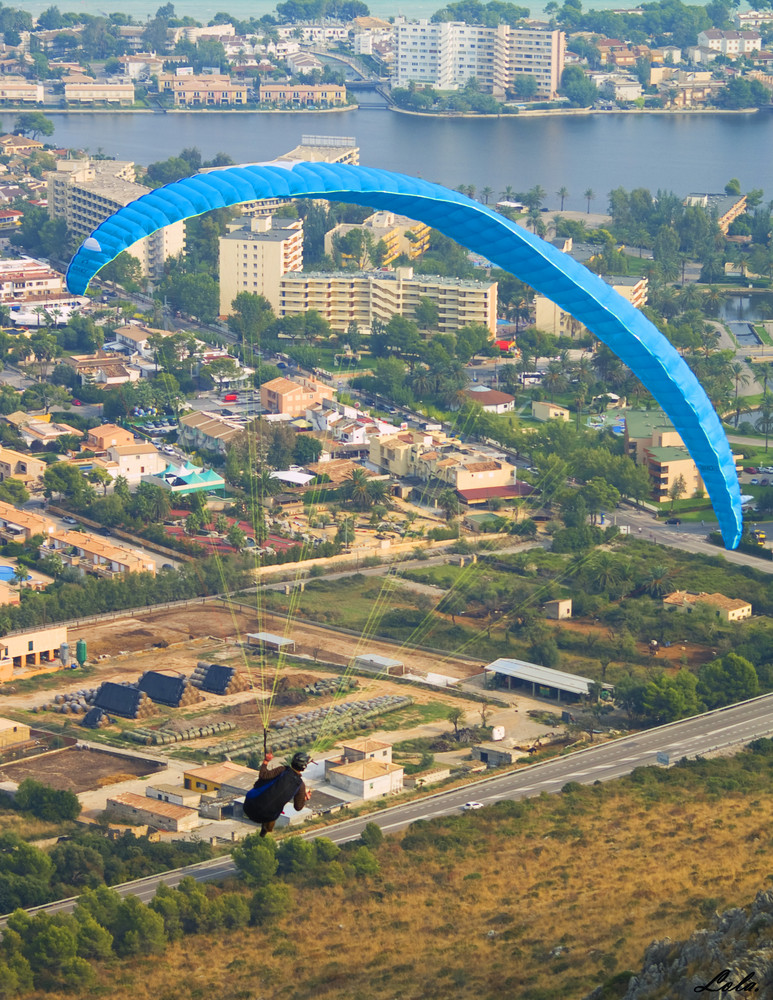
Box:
0, 747, 162, 793
76, 604, 483, 681
78, 602, 257, 657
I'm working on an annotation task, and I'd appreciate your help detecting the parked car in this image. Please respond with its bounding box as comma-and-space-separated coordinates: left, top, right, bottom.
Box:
761, 466, 773, 475
751, 478, 760, 485
745, 467, 759, 474
665, 517, 682, 525
62, 516, 78, 525
71, 398, 82, 406
762, 478, 770, 486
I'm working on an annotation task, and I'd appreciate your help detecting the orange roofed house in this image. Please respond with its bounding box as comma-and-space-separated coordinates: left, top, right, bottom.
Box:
85, 423, 137, 452
662, 590, 752, 623
260, 376, 335, 417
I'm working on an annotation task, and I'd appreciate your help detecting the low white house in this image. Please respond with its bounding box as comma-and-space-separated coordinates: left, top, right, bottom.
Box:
326, 758, 404, 799
462, 385, 515, 414
106, 442, 166, 483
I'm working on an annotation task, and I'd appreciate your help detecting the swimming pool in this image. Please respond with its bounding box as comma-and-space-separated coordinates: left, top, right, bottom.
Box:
0, 565, 30, 583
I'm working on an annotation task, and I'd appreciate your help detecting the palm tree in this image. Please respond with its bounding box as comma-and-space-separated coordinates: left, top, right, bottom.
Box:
526, 184, 546, 209
256, 467, 281, 503
409, 367, 434, 399
343, 467, 373, 509
702, 286, 726, 317
730, 361, 750, 421
500, 185, 516, 202
584, 188, 595, 214
587, 552, 627, 595
542, 360, 568, 401
758, 393, 773, 452
527, 206, 541, 232
556, 186, 569, 210
640, 564, 674, 598
13, 565, 28, 591
480, 185, 494, 204
437, 488, 460, 521
678, 284, 702, 311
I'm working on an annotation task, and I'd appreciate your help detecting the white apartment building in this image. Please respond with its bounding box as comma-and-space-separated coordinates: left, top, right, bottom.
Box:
696, 28, 761, 54
394, 18, 565, 98
733, 10, 773, 28
63, 76, 135, 105
218, 214, 304, 315
0, 77, 44, 103
279, 266, 497, 335
47, 159, 185, 279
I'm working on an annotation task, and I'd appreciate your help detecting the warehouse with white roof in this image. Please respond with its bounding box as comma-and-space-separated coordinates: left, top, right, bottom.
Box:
484, 657, 612, 703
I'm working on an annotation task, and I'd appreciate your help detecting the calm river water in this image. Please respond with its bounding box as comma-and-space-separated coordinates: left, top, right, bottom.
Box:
43, 106, 773, 208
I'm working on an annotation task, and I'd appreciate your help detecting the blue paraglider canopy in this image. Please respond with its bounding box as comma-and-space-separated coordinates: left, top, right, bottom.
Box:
65, 160, 742, 549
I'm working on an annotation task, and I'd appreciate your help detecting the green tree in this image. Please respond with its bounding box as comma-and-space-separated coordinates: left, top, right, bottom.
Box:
293, 434, 323, 465
439, 589, 466, 624
277, 837, 315, 876
43, 462, 87, 502
250, 883, 293, 925
99, 251, 143, 291
14, 112, 54, 139
111, 896, 167, 957
228, 292, 275, 344
511, 73, 538, 99
349, 846, 379, 878
561, 66, 598, 107
227, 523, 246, 550
697, 652, 759, 710
233, 833, 279, 885
446, 705, 465, 739
87, 466, 113, 495
667, 473, 687, 511
360, 822, 384, 849
642, 669, 701, 723
414, 295, 440, 329
14, 779, 80, 822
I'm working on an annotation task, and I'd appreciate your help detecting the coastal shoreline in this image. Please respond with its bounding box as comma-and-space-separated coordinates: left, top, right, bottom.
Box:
22, 104, 358, 116
2, 102, 757, 119
389, 105, 761, 119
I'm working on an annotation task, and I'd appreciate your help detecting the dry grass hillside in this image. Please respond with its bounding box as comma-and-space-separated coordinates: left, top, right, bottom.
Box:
41, 745, 773, 1000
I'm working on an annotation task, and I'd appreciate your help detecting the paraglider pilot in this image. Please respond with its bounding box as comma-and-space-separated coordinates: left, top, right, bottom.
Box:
242, 752, 312, 837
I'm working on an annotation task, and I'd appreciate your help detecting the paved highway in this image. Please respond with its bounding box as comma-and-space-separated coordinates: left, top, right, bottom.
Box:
9, 692, 773, 924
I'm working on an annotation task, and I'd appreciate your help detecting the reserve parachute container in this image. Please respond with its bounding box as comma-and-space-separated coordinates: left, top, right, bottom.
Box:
65, 161, 742, 549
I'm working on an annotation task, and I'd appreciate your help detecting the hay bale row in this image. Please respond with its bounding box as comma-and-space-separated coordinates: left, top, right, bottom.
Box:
202, 694, 412, 757
129, 720, 236, 746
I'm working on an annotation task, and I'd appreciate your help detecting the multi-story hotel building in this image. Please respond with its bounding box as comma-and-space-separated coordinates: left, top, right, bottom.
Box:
324, 211, 431, 267
278, 266, 497, 335
394, 18, 565, 99
47, 159, 185, 278
218, 214, 304, 315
